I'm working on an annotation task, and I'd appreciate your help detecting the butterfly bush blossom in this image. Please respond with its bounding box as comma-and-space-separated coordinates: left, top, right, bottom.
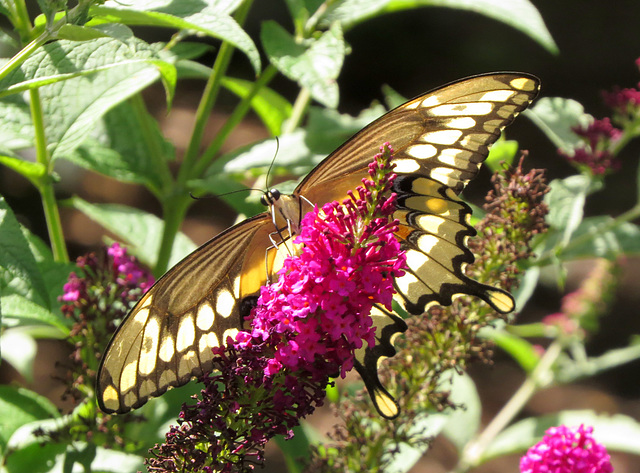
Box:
147, 143, 406, 472
520, 425, 613, 473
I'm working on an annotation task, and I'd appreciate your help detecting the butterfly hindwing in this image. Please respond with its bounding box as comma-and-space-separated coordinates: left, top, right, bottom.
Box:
298, 73, 538, 414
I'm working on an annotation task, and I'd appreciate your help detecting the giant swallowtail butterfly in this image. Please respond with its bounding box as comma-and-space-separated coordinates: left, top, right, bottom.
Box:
97, 73, 540, 418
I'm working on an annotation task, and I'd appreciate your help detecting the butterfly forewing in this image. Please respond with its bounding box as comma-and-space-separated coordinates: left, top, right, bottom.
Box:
98, 214, 276, 414
97, 73, 540, 417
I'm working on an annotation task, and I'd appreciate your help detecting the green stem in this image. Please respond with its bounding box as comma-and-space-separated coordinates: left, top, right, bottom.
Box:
30, 88, 68, 262
177, 0, 253, 186
453, 341, 564, 473
192, 64, 278, 178
535, 202, 640, 267
282, 87, 311, 135
0, 33, 51, 82
11, 0, 33, 42
154, 195, 190, 277
155, 0, 253, 274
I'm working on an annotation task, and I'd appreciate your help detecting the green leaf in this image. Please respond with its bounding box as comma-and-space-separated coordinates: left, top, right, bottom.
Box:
85, 447, 145, 473
1, 293, 70, 334
0, 197, 49, 309
485, 139, 519, 171
319, 0, 390, 29
323, 0, 558, 54
384, 411, 449, 472
56, 24, 110, 41
61, 100, 174, 194
441, 371, 482, 452
483, 327, 540, 372
305, 103, 387, 154
0, 385, 60, 455
0, 329, 37, 382
483, 410, 640, 462
0, 94, 34, 151
67, 197, 196, 269
221, 76, 293, 136
525, 97, 592, 152
544, 175, 598, 247
0, 37, 173, 160
90, 0, 260, 74
559, 217, 640, 260
275, 424, 313, 473
21, 228, 74, 315
262, 21, 346, 108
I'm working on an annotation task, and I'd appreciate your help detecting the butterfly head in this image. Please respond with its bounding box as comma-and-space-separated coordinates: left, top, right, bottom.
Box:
260, 189, 281, 207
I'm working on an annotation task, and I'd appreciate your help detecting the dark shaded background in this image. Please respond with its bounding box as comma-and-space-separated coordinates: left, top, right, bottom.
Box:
1, 1, 639, 471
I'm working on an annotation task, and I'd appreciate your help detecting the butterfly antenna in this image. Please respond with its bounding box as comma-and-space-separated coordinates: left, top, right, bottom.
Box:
264, 136, 280, 192
189, 188, 266, 201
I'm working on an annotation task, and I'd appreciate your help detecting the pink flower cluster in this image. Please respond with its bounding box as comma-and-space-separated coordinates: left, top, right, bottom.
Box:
561, 118, 621, 175
237, 144, 406, 381
107, 242, 155, 292
520, 425, 613, 473
148, 144, 407, 472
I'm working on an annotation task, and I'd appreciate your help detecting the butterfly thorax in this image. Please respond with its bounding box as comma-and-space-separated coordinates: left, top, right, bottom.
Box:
266, 191, 313, 236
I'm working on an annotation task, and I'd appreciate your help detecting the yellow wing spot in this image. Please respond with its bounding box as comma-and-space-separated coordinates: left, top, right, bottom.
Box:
199, 332, 219, 352
411, 177, 442, 197
487, 289, 515, 313
406, 143, 437, 160
421, 129, 462, 145
120, 360, 138, 392
132, 307, 150, 327
404, 196, 452, 216
198, 334, 217, 362
444, 188, 460, 201
216, 289, 235, 318
139, 316, 160, 375
429, 102, 493, 117
483, 119, 506, 132
443, 116, 476, 129
222, 328, 240, 344
497, 105, 517, 119
123, 390, 138, 409
415, 214, 445, 234
430, 167, 460, 187
102, 385, 120, 411
159, 333, 175, 362
140, 294, 153, 308
232, 276, 241, 299
416, 234, 439, 253
176, 313, 196, 353
460, 133, 491, 151
479, 89, 516, 102
374, 389, 399, 419
440, 147, 473, 160
419, 95, 442, 107
159, 369, 177, 386
510, 77, 537, 91
196, 302, 215, 330
140, 379, 157, 397
392, 158, 421, 173
177, 350, 198, 378
394, 272, 422, 299
436, 152, 471, 169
